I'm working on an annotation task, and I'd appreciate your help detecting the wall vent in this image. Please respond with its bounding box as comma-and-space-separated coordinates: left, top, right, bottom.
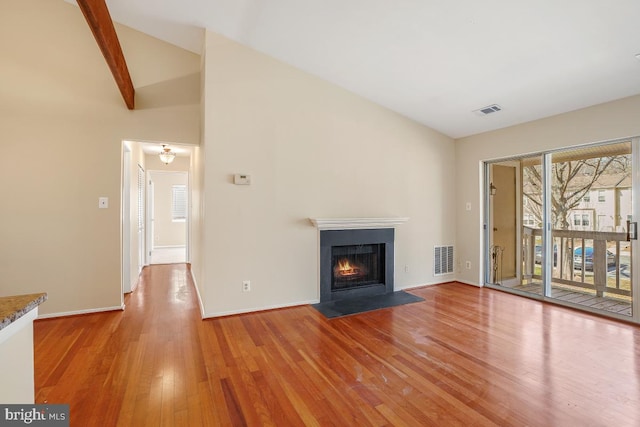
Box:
473, 104, 502, 116
434, 246, 454, 276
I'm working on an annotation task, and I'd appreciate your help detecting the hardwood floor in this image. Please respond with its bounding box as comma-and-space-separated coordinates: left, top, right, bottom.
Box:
34, 265, 640, 426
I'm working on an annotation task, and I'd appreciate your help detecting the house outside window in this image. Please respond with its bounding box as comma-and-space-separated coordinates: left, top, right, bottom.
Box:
598, 190, 605, 202
523, 214, 536, 226
583, 193, 590, 202
571, 210, 593, 230
574, 215, 581, 227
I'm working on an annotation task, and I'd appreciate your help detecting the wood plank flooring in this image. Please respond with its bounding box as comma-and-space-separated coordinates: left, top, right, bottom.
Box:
34, 264, 640, 426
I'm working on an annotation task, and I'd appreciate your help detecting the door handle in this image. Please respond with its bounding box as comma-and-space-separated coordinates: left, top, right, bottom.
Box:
627, 221, 637, 241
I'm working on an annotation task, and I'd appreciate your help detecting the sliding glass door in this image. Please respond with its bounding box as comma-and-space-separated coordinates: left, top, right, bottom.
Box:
485, 138, 638, 321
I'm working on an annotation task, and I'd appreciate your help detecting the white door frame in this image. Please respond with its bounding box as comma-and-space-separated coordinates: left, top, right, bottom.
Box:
121, 143, 132, 293
146, 175, 154, 265
632, 137, 640, 323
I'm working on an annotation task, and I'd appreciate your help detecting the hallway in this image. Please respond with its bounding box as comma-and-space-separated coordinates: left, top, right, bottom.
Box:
34, 264, 211, 425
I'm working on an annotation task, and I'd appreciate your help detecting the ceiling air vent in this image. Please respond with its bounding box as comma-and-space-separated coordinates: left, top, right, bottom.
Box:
473, 104, 502, 116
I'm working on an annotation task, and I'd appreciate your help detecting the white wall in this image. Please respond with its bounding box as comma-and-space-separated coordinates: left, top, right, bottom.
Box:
0, 309, 37, 403
455, 95, 640, 285
197, 32, 456, 317
189, 145, 206, 315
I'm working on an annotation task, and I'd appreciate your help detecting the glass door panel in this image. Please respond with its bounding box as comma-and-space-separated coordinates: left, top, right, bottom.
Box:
486, 156, 544, 297
519, 155, 545, 296
549, 142, 633, 316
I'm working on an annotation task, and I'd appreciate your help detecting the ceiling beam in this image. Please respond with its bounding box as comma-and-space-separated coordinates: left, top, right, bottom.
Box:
77, 0, 135, 109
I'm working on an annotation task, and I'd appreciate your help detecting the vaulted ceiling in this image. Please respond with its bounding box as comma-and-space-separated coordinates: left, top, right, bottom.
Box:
99, 0, 640, 138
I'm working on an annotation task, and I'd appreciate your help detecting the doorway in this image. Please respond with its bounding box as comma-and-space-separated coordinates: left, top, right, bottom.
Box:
484, 138, 639, 322
122, 141, 192, 294
148, 171, 188, 265
489, 163, 519, 285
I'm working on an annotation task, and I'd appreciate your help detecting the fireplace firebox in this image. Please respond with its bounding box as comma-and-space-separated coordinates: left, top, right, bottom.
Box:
332, 244, 384, 290
320, 228, 394, 302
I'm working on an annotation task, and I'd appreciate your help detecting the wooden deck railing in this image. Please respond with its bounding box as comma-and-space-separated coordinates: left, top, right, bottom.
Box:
522, 226, 631, 297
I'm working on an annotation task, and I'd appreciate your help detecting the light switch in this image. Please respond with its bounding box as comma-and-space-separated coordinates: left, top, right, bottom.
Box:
99, 197, 109, 209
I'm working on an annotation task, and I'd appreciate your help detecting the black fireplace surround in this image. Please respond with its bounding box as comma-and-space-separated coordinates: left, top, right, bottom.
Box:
320, 228, 394, 302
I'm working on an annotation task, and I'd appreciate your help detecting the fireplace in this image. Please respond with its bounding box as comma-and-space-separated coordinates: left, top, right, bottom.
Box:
320, 228, 394, 302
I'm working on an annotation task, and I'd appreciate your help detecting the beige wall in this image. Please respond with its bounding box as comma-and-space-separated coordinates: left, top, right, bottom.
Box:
198, 32, 456, 317
0, 0, 200, 315
455, 95, 640, 285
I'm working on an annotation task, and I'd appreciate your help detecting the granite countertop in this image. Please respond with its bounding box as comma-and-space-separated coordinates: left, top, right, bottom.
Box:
0, 293, 47, 331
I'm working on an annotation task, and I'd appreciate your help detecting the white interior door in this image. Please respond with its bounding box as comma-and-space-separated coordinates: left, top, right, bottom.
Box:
137, 165, 145, 274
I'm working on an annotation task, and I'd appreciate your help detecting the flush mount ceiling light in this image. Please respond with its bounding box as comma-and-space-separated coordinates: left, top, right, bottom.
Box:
159, 145, 176, 164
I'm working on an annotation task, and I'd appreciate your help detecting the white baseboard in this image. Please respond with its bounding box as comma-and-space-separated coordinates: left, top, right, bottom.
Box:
189, 271, 206, 319
37, 304, 125, 320
400, 278, 458, 290
455, 279, 483, 287
203, 299, 319, 319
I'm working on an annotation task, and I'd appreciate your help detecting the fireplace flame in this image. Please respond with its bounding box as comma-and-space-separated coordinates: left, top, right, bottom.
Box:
335, 258, 362, 277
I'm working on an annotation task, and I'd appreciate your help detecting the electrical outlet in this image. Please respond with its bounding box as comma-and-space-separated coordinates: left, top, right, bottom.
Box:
242, 280, 251, 292
465, 261, 471, 270
404, 265, 409, 273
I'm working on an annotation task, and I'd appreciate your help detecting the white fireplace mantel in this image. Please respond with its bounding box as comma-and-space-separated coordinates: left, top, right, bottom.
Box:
309, 217, 409, 230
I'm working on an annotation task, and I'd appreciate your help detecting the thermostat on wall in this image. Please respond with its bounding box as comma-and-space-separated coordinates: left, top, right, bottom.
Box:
234, 174, 251, 185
